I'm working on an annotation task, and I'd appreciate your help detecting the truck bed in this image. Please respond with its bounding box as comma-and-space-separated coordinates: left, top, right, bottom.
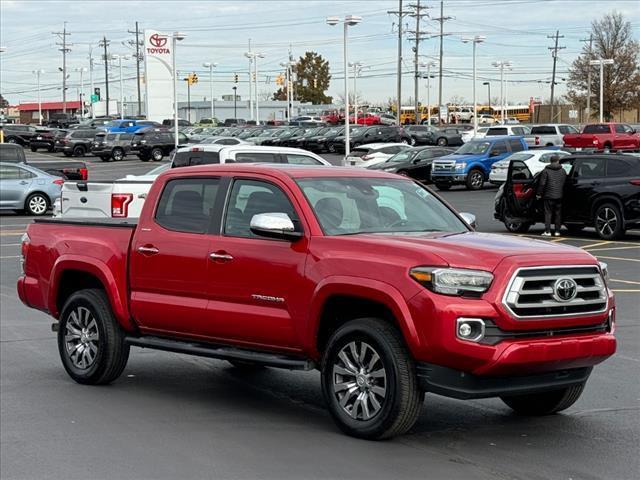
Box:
34, 217, 138, 227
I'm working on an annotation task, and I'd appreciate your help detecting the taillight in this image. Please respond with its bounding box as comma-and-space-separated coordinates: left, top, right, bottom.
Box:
111, 193, 133, 217
80, 168, 88, 180
630, 180, 640, 186
20, 232, 30, 275
535, 136, 540, 145
361, 155, 372, 161
53, 179, 64, 186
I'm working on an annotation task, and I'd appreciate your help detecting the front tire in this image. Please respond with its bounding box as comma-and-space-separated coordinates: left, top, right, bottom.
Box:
594, 203, 624, 240
112, 148, 124, 161
151, 147, 164, 161
466, 169, 485, 190
58, 289, 130, 385
321, 318, 423, 440
25, 192, 49, 216
501, 383, 585, 415
73, 145, 86, 157
436, 137, 448, 146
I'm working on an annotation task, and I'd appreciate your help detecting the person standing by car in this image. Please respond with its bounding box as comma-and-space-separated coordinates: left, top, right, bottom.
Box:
536, 154, 566, 237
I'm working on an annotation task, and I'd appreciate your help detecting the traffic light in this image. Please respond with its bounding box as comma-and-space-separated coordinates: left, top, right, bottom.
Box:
185, 73, 198, 86
252, 72, 256, 81
234, 73, 239, 83
94, 87, 101, 100
276, 74, 284, 86
313, 78, 318, 88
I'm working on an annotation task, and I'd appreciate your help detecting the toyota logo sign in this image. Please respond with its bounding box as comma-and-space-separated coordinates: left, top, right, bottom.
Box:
553, 278, 578, 302
149, 34, 167, 48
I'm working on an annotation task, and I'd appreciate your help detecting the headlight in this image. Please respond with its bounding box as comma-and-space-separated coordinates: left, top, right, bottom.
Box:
599, 261, 610, 288
456, 162, 467, 170
409, 267, 493, 296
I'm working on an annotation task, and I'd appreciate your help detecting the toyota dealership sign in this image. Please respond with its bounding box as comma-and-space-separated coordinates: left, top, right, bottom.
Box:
144, 30, 173, 122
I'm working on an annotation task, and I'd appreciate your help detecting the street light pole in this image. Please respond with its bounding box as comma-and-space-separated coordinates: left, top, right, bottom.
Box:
327, 15, 361, 161
492, 61, 511, 124
170, 32, 186, 151
33, 70, 44, 125
75, 67, 87, 119
203, 62, 218, 122
589, 58, 614, 123
419, 61, 435, 125
462, 36, 485, 135
349, 62, 362, 125
111, 55, 130, 119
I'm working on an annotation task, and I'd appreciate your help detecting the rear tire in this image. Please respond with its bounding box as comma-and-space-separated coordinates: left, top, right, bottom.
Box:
58, 289, 130, 385
321, 318, 423, 440
502, 202, 531, 233
466, 169, 485, 190
73, 145, 86, 157
594, 202, 624, 240
112, 148, 124, 162
24, 192, 49, 216
151, 147, 164, 162
436, 137, 448, 146
501, 383, 585, 416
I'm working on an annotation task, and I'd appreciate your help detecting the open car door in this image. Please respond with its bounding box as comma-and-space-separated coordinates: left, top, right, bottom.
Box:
502, 159, 538, 232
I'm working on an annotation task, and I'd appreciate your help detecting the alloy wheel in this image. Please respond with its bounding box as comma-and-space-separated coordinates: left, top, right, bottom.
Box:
332, 341, 387, 421
470, 172, 484, 188
28, 195, 47, 215
64, 306, 100, 370
596, 207, 617, 237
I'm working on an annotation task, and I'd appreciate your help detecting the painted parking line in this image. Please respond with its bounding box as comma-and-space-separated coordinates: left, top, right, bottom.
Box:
610, 278, 640, 285
587, 245, 640, 253
516, 233, 640, 245
0, 244, 21, 247
0, 231, 26, 237
596, 255, 640, 263
611, 289, 640, 293
0, 255, 19, 259
580, 241, 614, 249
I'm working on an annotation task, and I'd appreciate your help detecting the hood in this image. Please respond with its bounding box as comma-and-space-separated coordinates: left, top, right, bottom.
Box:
434, 153, 469, 162
333, 231, 593, 271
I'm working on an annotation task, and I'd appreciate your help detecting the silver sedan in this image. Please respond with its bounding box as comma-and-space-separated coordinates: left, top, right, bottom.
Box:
0, 162, 63, 215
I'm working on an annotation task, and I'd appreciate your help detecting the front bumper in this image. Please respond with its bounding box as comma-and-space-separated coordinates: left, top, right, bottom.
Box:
416, 363, 593, 399
431, 172, 468, 184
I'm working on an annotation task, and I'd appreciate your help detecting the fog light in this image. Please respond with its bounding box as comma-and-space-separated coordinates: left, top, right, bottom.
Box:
456, 318, 485, 343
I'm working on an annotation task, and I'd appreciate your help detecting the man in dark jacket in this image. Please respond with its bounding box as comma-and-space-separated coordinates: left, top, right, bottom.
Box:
536, 154, 567, 236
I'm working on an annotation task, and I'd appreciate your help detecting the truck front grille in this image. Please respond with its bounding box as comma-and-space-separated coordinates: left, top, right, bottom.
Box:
432, 161, 456, 173
503, 266, 608, 318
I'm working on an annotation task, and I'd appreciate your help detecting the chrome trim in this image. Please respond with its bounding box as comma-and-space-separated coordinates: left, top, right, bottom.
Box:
502, 265, 609, 319
456, 317, 486, 343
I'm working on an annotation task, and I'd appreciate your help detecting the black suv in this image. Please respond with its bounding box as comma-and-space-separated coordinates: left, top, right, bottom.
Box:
130, 129, 188, 162
495, 153, 640, 239
91, 132, 135, 161
367, 146, 455, 182
329, 126, 412, 153
54, 129, 98, 156
1, 124, 38, 146
29, 128, 65, 152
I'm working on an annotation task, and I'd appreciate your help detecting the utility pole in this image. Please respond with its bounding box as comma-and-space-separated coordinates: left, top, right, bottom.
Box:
100, 37, 110, 116
52, 23, 71, 113
432, 1, 452, 125
127, 22, 143, 116
407, 1, 431, 125
580, 34, 593, 121
548, 30, 565, 122
388, 1, 410, 125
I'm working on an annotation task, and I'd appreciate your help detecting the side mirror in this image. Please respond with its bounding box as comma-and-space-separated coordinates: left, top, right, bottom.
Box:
250, 213, 302, 241
459, 212, 477, 230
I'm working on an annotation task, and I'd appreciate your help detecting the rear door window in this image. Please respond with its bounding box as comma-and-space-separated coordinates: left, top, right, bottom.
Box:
606, 158, 632, 177
583, 124, 610, 134
0, 165, 23, 180
172, 151, 221, 167
233, 152, 279, 163
576, 158, 606, 178
487, 127, 508, 136
490, 141, 509, 155
531, 126, 556, 135
509, 138, 525, 152
284, 154, 323, 165
155, 178, 220, 233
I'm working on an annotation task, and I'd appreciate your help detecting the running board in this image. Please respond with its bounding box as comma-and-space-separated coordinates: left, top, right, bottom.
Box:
125, 336, 316, 371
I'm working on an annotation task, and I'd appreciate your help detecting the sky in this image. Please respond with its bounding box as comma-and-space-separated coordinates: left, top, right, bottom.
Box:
1, 0, 639, 109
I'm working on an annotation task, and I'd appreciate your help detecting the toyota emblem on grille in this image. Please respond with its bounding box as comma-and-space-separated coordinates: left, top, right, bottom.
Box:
553, 278, 578, 302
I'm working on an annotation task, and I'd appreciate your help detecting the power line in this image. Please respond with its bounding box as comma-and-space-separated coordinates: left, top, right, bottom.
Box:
406, 0, 431, 123
432, 0, 453, 124
52, 22, 71, 113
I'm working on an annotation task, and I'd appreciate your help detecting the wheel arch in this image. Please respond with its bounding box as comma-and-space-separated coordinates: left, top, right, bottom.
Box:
590, 194, 624, 220
48, 257, 136, 332
308, 277, 421, 359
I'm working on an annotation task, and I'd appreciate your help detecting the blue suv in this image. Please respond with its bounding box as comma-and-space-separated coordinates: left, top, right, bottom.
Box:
102, 119, 160, 133
430, 136, 528, 190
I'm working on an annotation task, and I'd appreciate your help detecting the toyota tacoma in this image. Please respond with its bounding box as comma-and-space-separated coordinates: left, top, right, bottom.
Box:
17, 164, 616, 439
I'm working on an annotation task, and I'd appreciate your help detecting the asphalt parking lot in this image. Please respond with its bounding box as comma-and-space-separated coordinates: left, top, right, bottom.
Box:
1, 152, 639, 480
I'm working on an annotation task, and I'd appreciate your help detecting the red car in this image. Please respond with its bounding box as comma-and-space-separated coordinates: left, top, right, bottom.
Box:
321, 110, 341, 125
18, 164, 615, 439
563, 123, 639, 151
353, 113, 381, 126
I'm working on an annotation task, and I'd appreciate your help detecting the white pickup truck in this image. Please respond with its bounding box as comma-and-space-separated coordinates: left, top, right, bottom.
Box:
55, 145, 330, 218
523, 124, 580, 148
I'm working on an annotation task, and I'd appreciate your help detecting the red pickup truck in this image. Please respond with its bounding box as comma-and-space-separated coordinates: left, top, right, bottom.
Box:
17, 164, 616, 439
563, 123, 640, 151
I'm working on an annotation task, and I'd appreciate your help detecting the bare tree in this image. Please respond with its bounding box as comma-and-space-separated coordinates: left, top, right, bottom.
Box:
567, 11, 640, 120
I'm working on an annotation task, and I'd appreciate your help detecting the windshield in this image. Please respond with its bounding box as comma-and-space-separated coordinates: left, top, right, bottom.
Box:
455, 141, 491, 155
386, 150, 417, 163
105, 121, 119, 128
297, 177, 468, 236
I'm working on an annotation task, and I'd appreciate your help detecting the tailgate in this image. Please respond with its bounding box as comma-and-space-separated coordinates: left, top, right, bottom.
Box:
563, 134, 595, 148
60, 182, 114, 218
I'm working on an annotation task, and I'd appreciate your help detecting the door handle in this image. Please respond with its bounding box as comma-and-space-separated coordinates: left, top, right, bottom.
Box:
137, 246, 159, 255
590, 181, 601, 186
209, 252, 234, 262
19, 181, 29, 185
